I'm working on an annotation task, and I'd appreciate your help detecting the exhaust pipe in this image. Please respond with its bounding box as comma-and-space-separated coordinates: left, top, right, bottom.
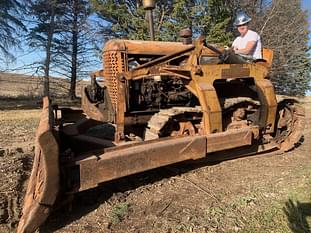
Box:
143, 0, 155, 40
179, 28, 193, 45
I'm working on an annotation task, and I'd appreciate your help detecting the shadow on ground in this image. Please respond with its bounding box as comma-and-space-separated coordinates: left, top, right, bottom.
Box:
284, 199, 311, 233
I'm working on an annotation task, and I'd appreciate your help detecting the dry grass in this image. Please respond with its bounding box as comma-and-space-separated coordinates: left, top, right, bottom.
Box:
241, 179, 311, 233
0, 109, 40, 150
0, 110, 41, 121
0, 72, 88, 99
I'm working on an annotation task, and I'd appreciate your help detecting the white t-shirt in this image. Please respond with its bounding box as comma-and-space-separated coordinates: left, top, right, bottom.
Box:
232, 30, 262, 59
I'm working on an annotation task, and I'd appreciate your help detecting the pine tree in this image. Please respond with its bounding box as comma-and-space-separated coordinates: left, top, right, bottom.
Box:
27, 0, 67, 96
90, 0, 210, 41
0, 0, 26, 62
257, 0, 310, 96
52, 0, 96, 99
206, 0, 236, 45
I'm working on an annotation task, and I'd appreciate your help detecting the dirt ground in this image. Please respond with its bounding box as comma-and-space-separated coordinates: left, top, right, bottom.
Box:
0, 98, 310, 233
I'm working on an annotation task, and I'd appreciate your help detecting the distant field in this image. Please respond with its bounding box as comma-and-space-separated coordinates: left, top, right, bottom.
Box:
0, 72, 88, 109
0, 72, 88, 99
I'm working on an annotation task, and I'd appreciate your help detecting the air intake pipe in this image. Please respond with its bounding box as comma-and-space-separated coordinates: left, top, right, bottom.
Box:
143, 0, 155, 40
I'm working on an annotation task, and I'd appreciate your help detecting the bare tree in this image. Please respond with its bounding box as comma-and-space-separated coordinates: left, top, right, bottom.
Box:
27, 0, 66, 97
0, 0, 26, 63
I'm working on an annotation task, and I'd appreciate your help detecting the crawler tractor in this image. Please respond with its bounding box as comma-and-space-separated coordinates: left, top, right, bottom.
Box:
17, 27, 304, 233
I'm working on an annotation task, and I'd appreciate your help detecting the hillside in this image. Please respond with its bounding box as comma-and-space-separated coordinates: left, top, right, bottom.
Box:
0, 72, 88, 109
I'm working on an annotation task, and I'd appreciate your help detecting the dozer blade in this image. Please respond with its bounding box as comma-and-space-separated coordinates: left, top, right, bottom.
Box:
17, 97, 59, 233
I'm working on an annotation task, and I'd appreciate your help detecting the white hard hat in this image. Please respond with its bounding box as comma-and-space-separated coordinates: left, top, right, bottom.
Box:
233, 10, 252, 26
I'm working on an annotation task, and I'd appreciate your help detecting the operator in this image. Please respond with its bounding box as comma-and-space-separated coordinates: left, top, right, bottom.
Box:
232, 11, 262, 60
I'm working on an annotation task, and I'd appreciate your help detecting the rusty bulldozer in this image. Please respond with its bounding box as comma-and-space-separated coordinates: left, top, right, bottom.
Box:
17, 27, 305, 233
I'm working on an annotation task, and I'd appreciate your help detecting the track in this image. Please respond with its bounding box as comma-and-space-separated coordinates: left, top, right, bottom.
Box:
274, 98, 305, 151
144, 97, 259, 140
144, 106, 202, 140
144, 97, 305, 152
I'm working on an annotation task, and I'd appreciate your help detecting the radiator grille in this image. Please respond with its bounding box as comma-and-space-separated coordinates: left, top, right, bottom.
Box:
103, 51, 125, 112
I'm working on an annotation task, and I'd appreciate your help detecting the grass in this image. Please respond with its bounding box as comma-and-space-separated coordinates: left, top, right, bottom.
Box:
0, 109, 40, 149
241, 178, 311, 233
0, 109, 41, 121
0, 109, 40, 133
109, 202, 130, 225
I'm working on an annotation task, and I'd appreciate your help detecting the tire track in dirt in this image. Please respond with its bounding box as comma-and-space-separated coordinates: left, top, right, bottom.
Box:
0, 110, 38, 232
0, 149, 33, 229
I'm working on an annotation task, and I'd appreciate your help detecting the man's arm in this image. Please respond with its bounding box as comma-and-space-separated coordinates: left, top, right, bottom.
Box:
234, 41, 256, 55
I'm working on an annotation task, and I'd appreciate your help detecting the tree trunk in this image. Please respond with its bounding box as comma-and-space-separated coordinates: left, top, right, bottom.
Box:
43, 1, 56, 97
70, 0, 78, 100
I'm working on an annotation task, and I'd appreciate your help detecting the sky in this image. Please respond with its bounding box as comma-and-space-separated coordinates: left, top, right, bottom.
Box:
0, 14, 103, 78
302, 0, 311, 35
303, 0, 311, 12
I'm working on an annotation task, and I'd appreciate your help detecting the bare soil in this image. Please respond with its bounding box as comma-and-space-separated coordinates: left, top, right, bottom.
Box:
0, 110, 39, 231
0, 97, 310, 233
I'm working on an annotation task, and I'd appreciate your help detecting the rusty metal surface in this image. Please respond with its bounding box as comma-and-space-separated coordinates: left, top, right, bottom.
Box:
80, 38, 304, 169
81, 77, 114, 123
76, 136, 207, 191
81, 88, 105, 122
221, 66, 250, 79
255, 79, 278, 133
75, 126, 255, 192
81, 88, 111, 123
17, 97, 59, 233
195, 81, 222, 134
103, 49, 126, 142
103, 51, 121, 114
206, 127, 253, 153
103, 39, 193, 55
